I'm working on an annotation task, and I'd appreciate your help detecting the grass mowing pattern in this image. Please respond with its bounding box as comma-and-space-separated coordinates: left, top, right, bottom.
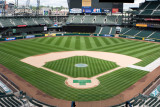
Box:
44, 56, 119, 78
0, 36, 159, 101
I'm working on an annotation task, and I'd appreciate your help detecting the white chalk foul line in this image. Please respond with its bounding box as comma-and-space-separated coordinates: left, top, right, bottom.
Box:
128, 57, 160, 72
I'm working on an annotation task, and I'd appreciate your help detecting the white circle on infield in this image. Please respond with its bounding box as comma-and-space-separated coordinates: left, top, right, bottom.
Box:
75, 64, 88, 68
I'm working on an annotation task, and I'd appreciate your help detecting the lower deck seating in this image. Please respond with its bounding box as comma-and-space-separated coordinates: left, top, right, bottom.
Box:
95, 26, 101, 34
136, 30, 154, 37
112, 94, 160, 107
0, 94, 24, 107
0, 17, 52, 28
101, 27, 111, 34
120, 27, 160, 39
111, 27, 116, 34
29, 98, 56, 107
150, 32, 160, 39
123, 28, 141, 36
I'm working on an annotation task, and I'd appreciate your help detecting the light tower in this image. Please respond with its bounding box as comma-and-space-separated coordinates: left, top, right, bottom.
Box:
15, 0, 18, 8
26, 0, 30, 8
36, 0, 40, 15
1, 0, 6, 16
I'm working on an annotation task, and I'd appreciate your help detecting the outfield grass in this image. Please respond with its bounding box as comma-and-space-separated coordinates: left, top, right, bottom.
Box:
0, 36, 159, 101
44, 56, 119, 78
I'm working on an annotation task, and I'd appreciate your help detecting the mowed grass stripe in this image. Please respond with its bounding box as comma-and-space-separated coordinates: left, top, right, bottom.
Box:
90, 40, 134, 51
112, 42, 154, 54
44, 56, 118, 78
108, 38, 120, 44
75, 36, 81, 50
29, 37, 44, 42
138, 48, 160, 59
4, 41, 48, 54
26, 39, 71, 51
0, 47, 25, 58
36, 37, 47, 42
64, 36, 72, 48
101, 41, 144, 52
89, 37, 99, 48
136, 51, 160, 66
12, 40, 64, 53
127, 44, 160, 57
40, 37, 53, 44
69, 36, 76, 49
80, 37, 87, 50
58, 36, 69, 47
97, 37, 112, 46
45, 37, 56, 44
55, 37, 65, 46
84, 37, 92, 49
0, 43, 36, 57
92, 37, 102, 47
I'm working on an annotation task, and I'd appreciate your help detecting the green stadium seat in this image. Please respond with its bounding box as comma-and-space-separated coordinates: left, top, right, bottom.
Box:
71, 15, 83, 23
101, 27, 111, 34
83, 15, 95, 24
94, 15, 105, 24
95, 26, 101, 34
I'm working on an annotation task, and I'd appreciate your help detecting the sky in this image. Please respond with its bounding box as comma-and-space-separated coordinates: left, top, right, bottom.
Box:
6, 0, 145, 9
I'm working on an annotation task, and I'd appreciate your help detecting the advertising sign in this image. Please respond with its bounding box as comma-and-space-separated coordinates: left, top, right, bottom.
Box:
5, 37, 16, 41
112, 8, 119, 13
136, 24, 147, 27
82, 7, 92, 13
44, 26, 47, 31
126, 36, 135, 39
144, 38, 156, 42
26, 35, 35, 39
102, 34, 113, 37
92, 8, 101, 13
102, 9, 110, 13
44, 10, 49, 16
70, 8, 82, 13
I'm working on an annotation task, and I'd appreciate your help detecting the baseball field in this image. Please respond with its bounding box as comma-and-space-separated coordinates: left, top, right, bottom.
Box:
0, 36, 160, 101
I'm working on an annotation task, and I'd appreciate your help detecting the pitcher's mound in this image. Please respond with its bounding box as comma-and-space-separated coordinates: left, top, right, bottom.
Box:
65, 77, 100, 89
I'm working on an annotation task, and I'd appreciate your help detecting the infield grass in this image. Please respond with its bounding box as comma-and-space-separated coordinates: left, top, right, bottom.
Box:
44, 56, 119, 78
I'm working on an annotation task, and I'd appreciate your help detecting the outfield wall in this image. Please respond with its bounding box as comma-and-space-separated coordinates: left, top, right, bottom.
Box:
1, 33, 160, 43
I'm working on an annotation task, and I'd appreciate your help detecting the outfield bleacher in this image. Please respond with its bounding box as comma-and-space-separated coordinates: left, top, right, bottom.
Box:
101, 27, 111, 34
0, 17, 52, 28
72, 15, 83, 23
94, 15, 105, 24
66, 15, 123, 25
136, 30, 154, 37
150, 31, 160, 39
66, 15, 74, 23
95, 26, 101, 34
105, 16, 117, 24
111, 27, 116, 35
83, 15, 95, 23
123, 28, 141, 36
